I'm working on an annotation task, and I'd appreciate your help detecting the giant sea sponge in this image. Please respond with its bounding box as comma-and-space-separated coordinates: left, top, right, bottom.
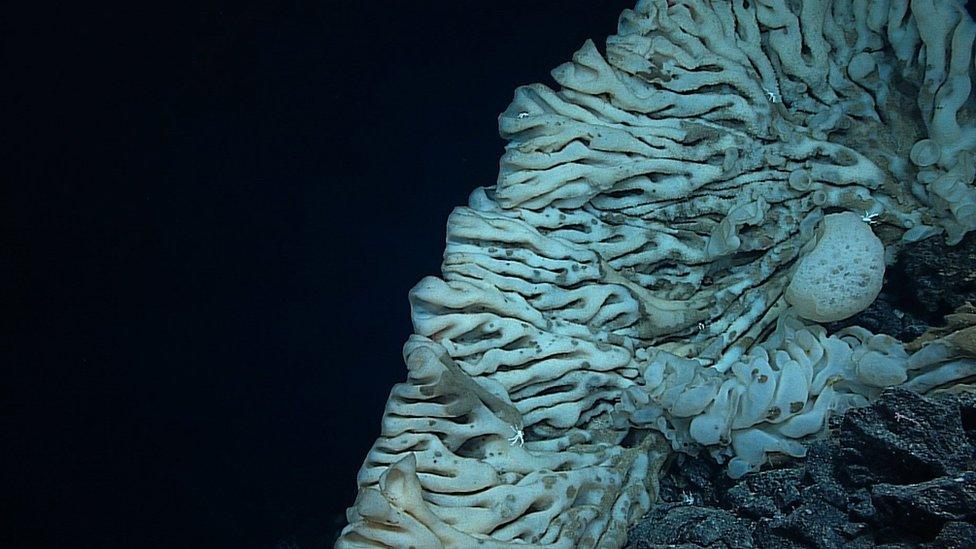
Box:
338, 1, 976, 547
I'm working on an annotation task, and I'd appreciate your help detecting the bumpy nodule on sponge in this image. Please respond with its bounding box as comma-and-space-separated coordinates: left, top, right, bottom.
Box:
785, 212, 885, 322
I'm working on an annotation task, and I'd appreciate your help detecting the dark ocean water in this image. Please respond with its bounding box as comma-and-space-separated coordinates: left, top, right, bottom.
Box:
7, 1, 633, 547
10, 1, 976, 547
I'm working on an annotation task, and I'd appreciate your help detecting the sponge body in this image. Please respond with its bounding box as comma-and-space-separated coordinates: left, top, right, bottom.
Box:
339, 0, 976, 545
785, 212, 885, 322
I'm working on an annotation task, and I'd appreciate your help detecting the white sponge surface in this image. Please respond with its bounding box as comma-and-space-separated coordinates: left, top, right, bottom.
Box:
786, 212, 885, 322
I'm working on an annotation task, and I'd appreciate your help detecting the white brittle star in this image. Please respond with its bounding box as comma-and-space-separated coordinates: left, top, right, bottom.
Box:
508, 423, 525, 447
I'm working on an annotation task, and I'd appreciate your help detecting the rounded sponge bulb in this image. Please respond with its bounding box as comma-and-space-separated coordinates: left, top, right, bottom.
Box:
785, 212, 885, 323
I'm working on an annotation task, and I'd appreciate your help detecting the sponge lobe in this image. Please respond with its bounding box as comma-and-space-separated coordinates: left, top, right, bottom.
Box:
786, 212, 885, 322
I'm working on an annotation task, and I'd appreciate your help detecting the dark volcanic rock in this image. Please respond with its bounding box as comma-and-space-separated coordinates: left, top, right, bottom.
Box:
956, 390, 976, 449
926, 520, 976, 548
872, 472, 976, 525
824, 232, 976, 339
766, 498, 870, 548
629, 235, 976, 548
627, 389, 976, 549
627, 505, 754, 548
899, 233, 976, 319
825, 291, 932, 341
725, 468, 805, 520
840, 388, 973, 485
656, 451, 730, 509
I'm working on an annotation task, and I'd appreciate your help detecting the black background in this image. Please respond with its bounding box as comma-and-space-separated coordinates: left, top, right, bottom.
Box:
6, 1, 633, 546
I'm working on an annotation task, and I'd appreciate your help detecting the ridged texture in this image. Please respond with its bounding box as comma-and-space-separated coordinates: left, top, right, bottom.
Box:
338, 1, 976, 547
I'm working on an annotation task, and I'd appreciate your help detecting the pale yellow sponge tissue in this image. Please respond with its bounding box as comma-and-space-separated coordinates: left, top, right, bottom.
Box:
785, 212, 885, 323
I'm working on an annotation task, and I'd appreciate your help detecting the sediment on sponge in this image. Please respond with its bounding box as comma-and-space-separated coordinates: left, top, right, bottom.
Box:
338, 1, 976, 547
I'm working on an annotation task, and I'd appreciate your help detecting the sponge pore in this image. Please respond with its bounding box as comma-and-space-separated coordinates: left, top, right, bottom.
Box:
785, 212, 885, 322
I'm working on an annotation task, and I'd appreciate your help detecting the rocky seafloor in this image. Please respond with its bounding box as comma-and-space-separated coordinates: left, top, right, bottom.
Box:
309, 229, 976, 549
627, 388, 976, 548
627, 233, 976, 549
312, 236, 976, 549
